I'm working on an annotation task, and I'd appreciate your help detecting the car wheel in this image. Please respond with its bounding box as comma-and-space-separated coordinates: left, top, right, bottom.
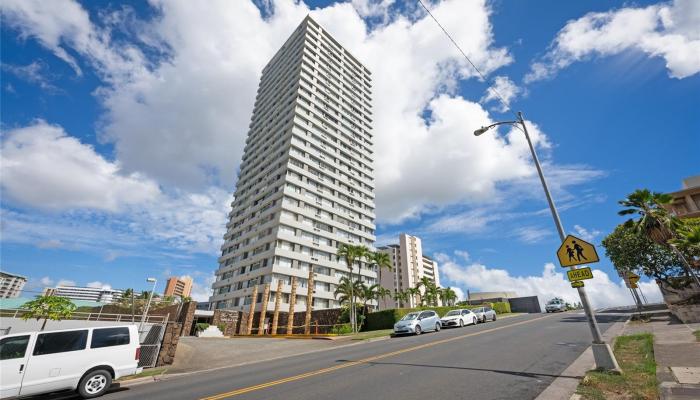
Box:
415, 325, 422, 335
492, 314, 497, 321
473, 317, 477, 325
78, 369, 112, 399
459, 319, 464, 327
435, 323, 441, 332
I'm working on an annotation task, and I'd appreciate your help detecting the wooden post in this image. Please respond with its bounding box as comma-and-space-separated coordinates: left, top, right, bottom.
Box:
286, 277, 297, 335
304, 268, 314, 335
257, 283, 270, 336
271, 279, 283, 335
246, 285, 258, 335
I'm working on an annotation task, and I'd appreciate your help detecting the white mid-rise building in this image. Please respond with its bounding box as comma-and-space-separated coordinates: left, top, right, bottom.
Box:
44, 286, 124, 304
0, 271, 27, 298
378, 234, 441, 309
209, 16, 376, 312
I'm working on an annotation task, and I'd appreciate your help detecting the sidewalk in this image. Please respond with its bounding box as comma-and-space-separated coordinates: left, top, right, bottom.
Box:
623, 313, 700, 400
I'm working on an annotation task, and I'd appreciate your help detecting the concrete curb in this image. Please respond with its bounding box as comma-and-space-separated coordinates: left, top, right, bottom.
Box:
534, 319, 627, 400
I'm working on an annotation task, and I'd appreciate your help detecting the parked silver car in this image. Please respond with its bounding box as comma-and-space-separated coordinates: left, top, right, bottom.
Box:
471, 306, 497, 323
393, 310, 441, 335
545, 298, 567, 313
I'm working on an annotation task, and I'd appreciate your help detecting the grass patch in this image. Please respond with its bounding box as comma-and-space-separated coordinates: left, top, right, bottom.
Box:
117, 367, 168, 381
694, 330, 700, 342
343, 329, 393, 340
576, 333, 656, 400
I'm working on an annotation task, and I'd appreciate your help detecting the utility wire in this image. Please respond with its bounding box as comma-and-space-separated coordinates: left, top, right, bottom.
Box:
417, 0, 518, 119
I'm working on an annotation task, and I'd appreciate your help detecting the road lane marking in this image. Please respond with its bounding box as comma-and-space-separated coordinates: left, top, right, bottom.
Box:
200, 313, 557, 400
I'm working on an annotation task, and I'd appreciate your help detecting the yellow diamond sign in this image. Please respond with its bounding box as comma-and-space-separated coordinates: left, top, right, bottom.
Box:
557, 235, 600, 268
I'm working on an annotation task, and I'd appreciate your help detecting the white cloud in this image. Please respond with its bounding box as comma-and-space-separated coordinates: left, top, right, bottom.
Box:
1, 121, 160, 212
190, 274, 216, 302
436, 252, 662, 309
2, 61, 58, 91
450, 286, 465, 301
86, 281, 111, 290
526, 0, 700, 82
56, 279, 76, 287
513, 226, 551, 243
454, 250, 470, 261
481, 75, 521, 112
40, 276, 54, 286
573, 225, 601, 242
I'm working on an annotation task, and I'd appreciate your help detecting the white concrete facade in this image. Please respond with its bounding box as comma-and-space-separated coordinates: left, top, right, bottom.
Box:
378, 234, 440, 309
0, 271, 27, 299
209, 16, 375, 313
44, 286, 124, 304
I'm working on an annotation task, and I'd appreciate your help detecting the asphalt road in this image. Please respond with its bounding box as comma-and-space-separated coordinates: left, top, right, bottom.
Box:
32, 312, 627, 400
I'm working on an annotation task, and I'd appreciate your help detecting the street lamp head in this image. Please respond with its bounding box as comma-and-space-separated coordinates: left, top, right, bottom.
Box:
146, 278, 156, 283
473, 127, 489, 136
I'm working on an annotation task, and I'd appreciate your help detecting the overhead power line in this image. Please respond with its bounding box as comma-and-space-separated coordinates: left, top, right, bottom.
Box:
417, 0, 517, 118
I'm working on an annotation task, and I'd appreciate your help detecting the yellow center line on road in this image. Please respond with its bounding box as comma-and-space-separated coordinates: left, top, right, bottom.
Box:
200, 313, 558, 400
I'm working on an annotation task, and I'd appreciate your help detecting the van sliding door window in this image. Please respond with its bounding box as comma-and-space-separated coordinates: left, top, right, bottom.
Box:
91, 327, 130, 348
33, 330, 88, 356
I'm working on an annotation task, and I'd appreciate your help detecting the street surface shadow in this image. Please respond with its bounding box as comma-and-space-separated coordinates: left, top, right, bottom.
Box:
336, 360, 583, 380
558, 315, 628, 324
21, 384, 129, 400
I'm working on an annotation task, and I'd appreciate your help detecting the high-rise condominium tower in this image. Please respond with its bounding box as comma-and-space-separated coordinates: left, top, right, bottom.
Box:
209, 16, 375, 313
378, 234, 440, 309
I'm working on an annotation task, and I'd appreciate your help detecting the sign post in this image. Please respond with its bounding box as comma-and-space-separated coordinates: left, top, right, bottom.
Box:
556, 234, 621, 372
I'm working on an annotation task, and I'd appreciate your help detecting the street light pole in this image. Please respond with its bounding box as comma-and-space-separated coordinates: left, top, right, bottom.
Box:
475, 112, 620, 372
138, 278, 158, 333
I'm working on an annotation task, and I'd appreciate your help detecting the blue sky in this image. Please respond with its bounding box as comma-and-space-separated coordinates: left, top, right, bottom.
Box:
1, 0, 698, 306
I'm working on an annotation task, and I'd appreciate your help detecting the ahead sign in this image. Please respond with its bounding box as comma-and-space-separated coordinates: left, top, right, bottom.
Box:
557, 235, 600, 267
568, 267, 594, 282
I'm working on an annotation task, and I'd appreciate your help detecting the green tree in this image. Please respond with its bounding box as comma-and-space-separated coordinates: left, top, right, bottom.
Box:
441, 287, 458, 306
407, 287, 422, 307
21, 296, 77, 330
602, 224, 683, 285
618, 189, 700, 286
393, 290, 409, 308
618, 189, 676, 245
337, 243, 369, 333
375, 286, 392, 310
671, 222, 700, 263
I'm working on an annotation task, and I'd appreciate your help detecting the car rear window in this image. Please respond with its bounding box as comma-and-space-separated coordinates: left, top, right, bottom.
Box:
33, 330, 87, 356
91, 327, 130, 348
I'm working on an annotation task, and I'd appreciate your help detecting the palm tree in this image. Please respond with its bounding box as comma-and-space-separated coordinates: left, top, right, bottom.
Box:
337, 243, 369, 333
408, 287, 422, 307
359, 283, 380, 325
333, 277, 361, 306
376, 286, 392, 310
671, 224, 700, 266
619, 189, 700, 286
393, 290, 409, 308
441, 287, 458, 306
618, 189, 676, 245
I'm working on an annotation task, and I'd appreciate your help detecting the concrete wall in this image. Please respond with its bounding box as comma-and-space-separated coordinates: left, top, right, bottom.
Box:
508, 296, 542, 313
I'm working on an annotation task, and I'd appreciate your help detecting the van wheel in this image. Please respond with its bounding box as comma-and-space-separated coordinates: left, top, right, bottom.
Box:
414, 325, 422, 335
78, 369, 112, 398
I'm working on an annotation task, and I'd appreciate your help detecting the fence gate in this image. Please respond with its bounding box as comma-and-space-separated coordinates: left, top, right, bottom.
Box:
138, 324, 167, 368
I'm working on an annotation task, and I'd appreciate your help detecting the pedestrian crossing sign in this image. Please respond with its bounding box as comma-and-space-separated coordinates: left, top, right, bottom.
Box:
557, 235, 600, 267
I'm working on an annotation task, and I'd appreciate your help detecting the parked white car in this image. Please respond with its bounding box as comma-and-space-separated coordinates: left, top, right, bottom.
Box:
440, 309, 478, 328
0, 325, 142, 399
471, 306, 497, 323
393, 310, 441, 335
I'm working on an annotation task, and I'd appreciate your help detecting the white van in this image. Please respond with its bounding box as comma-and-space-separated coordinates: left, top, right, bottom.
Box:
0, 325, 142, 399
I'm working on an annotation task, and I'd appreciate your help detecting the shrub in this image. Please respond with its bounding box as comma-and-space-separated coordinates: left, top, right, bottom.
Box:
195, 323, 210, 332
217, 323, 227, 333
331, 323, 353, 335
490, 302, 511, 314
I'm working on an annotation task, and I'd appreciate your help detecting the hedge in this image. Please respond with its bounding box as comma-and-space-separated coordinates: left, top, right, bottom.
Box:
363, 302, 511, 331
